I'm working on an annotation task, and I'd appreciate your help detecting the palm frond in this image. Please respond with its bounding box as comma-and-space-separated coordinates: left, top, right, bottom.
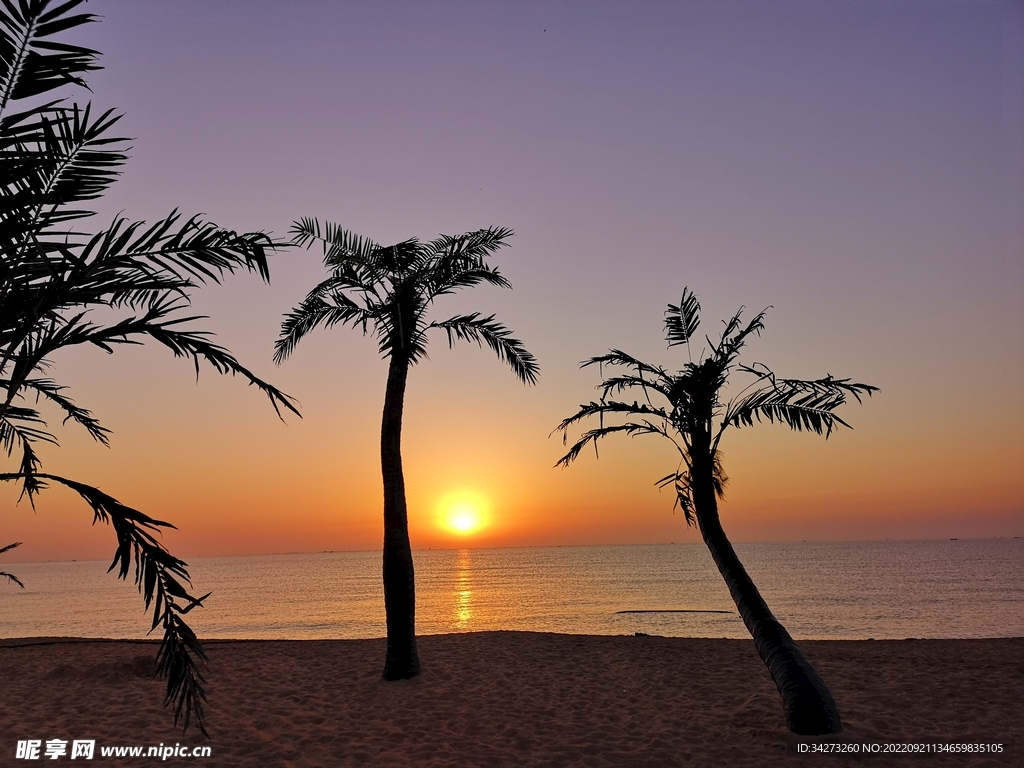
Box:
726, 390, 841, 436
652, 450, 727, 525
743, 399, 849, 436
0, 540, 21, 555
0, 0, 98, 113
581, 349, 670, 381
596, 373, 673, 401
0, 105, 128, 251
738, 365, 879, 404
77, 212, 277, 284
654, 469, 696, 523
115, 305, 300, 420
0, 401, 56, 500
711, 305, 769, 366
425, 227, 514, 294
426, 226, 514, 262
555, 420, 671, 468
4, 298, 298, 421
0, 472, 210, 733
429, 312, 539, 384
0, 214, 280, 347
554, 398, 672, 434
429, 265, 512, 296
274, 288, 370, 363
553, 399, 675, 466
724, 368, 877, 438
290, 217, 381, 267
1, 539, 24, 588
6, 377, 108, 444
664, 287, 700, 348
24, 104, 125, 209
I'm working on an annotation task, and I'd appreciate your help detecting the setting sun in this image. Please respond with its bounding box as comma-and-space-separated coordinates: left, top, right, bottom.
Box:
437, 492, 491, 537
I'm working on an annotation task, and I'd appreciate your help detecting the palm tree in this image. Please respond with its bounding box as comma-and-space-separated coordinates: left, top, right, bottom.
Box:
276, 219, 539, 678
1, 0, 298, 732
555, 287, 876, 735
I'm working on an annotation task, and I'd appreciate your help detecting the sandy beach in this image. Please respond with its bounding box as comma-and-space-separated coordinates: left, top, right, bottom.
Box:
1, 633, 1020, 766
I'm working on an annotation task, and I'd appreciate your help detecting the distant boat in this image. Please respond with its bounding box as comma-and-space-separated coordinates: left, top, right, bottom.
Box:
950, 538, 958, 541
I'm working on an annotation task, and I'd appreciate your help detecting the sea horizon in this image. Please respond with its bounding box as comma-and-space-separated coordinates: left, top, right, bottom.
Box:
7, 534, 1022, 566
4, 539, 1023, 643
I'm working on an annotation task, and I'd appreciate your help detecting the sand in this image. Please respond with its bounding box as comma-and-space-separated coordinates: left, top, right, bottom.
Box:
1, 633, 1020, 766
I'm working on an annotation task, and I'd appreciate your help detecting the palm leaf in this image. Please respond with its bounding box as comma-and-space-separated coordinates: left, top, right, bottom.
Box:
428, 312, 539, 384
290, 217, 381, 267
274, 288, 371, 363
0, 0, 98, 111
15, 377, 109, 444
724, 369, 877, 437
596, 373, 673, 401
553, 398, 676, 466
425, 227, 514, 294
0, 472, 210, 733
581, 349, 670, 381
425, 226, 514, 262
664, 287, 700, 348
1, 540, 24, 587
89, 301, 301, 419
429, 265, 512, 296
711, 306, 769, 366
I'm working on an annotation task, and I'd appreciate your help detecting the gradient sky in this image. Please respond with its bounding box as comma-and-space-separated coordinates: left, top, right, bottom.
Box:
4, 0, 1023, 562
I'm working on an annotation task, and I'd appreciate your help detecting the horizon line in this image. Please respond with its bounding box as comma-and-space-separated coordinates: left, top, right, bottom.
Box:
7, 535, 1021, 567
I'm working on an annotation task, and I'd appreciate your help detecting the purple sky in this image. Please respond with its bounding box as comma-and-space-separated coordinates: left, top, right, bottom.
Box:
7, 0, 1022, 560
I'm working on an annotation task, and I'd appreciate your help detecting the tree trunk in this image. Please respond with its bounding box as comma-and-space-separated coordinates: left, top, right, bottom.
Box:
380, 353, 420, 680
691, 447, 842, 735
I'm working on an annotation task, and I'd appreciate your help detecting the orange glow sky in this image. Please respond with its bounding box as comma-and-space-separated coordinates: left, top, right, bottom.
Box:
3, 1, 1023, 563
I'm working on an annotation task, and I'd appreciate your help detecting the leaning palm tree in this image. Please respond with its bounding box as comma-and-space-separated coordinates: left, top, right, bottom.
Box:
276, 220, 539, 679
555, 287, 876, 735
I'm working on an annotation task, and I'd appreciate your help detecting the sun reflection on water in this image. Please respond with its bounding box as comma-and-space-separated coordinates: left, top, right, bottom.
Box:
453, 548, 473, 629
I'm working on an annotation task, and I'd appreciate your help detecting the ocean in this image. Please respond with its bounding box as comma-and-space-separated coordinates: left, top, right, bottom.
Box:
2, 539, 1022, 641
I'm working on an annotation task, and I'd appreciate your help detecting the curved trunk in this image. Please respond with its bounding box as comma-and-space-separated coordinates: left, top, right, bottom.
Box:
380, 353, 420, 680
691, 445, 842, 735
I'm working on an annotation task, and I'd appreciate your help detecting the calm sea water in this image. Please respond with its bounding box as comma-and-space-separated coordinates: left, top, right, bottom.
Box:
2, 540, 1022, 641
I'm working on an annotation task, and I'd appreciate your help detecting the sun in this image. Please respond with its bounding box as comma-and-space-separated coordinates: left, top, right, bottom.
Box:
437, 492, 490, 537
449, 503, 482, 534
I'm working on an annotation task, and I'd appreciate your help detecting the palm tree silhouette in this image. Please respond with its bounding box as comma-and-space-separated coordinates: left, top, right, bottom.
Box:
276, 220, 539, 678
555, 287, 876, 734
1, 0, 297, 732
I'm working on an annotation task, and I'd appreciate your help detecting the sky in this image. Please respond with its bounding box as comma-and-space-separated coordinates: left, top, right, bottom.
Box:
4, 0, 1023, 562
